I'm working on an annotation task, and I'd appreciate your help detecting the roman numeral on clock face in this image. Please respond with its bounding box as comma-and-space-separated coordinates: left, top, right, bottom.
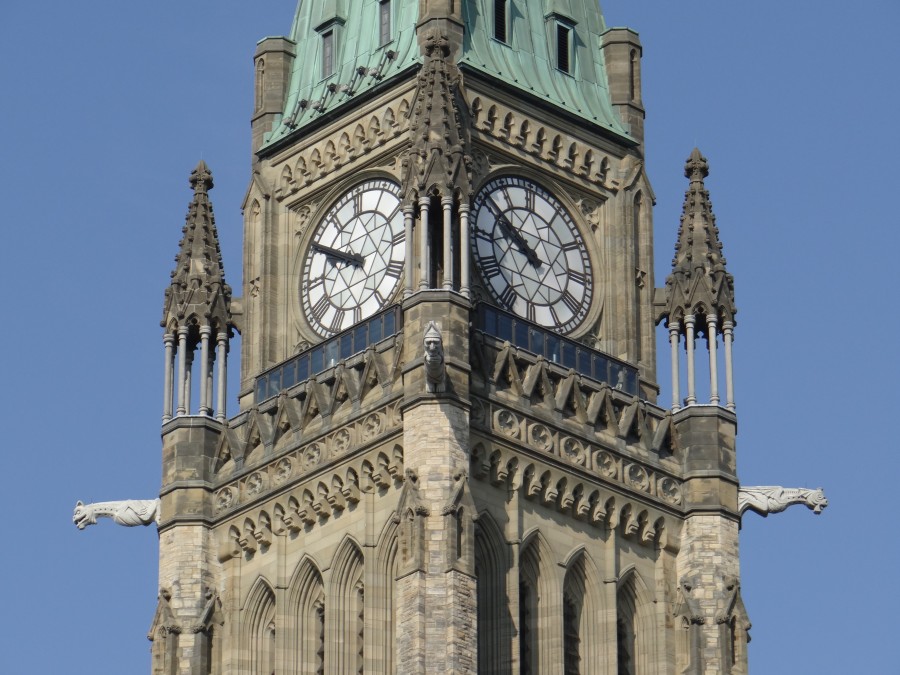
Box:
499, 285, 517, 310
329, 310, 345, 334
385, 260, 404, 278
311, 295, 330, 322
480, 257, 502, 279
561, 290, 581, 315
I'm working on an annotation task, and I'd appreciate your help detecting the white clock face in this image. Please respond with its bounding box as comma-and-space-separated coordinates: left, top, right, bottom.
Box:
301, 179, 405, 337
471, 176, 593, 333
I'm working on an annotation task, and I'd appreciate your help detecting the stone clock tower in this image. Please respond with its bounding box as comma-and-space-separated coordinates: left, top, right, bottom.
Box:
75, 1, 827, 673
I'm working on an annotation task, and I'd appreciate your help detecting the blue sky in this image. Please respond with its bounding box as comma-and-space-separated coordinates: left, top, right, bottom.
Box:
1, 1, 897, 673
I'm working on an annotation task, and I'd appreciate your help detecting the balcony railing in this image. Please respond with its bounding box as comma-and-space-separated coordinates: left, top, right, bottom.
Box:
473, 304, 639, 395
255, 305, 402, 402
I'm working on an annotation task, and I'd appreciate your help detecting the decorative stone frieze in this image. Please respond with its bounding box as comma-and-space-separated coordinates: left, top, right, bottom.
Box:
474, 398, 682, 508
213, 401, 403, 514
470, 440, 677, 552
469, 94, 620, 190
217, 444, 405, 562
271, 93, 414, 203
471, 337, 677, 460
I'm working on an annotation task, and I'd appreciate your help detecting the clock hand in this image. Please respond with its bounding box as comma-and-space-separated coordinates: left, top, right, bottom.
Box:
488, 197, 542, 267
312, 242, 365, 267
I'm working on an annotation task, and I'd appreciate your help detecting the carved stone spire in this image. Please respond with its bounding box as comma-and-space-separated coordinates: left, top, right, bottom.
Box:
161, 161, 233, 334
664, 148, 736, 327
401, 23, 472, 202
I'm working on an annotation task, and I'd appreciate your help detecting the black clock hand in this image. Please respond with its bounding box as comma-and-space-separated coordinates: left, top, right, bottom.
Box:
488, 197, 541, 267
312, 242, 365, 267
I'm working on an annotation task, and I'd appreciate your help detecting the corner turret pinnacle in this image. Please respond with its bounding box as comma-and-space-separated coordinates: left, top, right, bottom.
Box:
162, 161, 233, 335
401, 25, 472, 202
665, 148, 736, 327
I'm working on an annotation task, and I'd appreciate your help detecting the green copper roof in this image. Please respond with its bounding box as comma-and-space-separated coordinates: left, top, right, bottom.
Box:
263, 0, 627, 149
459, 0, 628, 138
262, 0, 421, 149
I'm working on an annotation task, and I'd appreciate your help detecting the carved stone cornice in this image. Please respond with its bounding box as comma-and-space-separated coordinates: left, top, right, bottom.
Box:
270, 91, 415, 204
470, 397, 684, 513
468, 92, 623, 192
216, 443, 407, 562
213, 399, 403, 516
471, 335, 679, 468
470, 432, 678, 553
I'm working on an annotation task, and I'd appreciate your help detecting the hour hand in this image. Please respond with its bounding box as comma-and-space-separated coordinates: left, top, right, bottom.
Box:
496, 215, 541, 267
312, 243, 365, 267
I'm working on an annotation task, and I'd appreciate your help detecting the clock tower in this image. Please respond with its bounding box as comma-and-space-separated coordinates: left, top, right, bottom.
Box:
71, 1, 825, 673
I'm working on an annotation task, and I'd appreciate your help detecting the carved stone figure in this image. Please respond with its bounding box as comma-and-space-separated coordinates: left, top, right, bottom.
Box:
73, 499, 160, 529
423, 321, 446, 393
738, 486, 827, 518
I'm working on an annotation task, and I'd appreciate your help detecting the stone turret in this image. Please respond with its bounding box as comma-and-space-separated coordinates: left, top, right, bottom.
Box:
161, 161, 234, 421
660, 149, 737, 410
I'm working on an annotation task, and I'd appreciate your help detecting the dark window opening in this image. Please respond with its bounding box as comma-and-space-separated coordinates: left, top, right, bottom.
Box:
494, 0, 508, 43
557, 24, 571, 73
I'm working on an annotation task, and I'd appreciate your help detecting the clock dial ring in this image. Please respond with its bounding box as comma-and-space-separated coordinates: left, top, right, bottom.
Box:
300, 179, 405, 337
471, 176, 593, 333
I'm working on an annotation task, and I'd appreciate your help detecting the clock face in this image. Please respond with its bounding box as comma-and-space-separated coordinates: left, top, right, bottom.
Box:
471, 176, 593, 333
301, 179, 405, 337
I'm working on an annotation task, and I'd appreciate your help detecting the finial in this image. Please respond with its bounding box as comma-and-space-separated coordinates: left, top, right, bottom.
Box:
684, 147, 709, 183
189, 160, 214, 193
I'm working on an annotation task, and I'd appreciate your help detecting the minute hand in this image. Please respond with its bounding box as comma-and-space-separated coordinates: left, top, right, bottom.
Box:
312, 243, 365, 267
495, 211, 541, 267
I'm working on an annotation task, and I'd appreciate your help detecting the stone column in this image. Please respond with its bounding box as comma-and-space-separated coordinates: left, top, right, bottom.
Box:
176, 326, 189, 416
199, 325, 212, 415
668, 321, 681, 411
684, 314, 696, 405
216, 332, 228, 422
419, 196, 431, 291
723, 320, 735, 411
707, 315, 719, 405
404, 205, 415, 298
163, 333, 175, 423
442, 196, 454, 290
459, 203, 471, 299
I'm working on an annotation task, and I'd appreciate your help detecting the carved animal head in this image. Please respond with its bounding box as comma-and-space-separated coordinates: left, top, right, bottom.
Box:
72, 501, 95, 530
807, 488, 828, 514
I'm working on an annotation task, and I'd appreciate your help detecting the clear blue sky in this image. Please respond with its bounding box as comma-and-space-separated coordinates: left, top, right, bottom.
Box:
1, 1, 896, 673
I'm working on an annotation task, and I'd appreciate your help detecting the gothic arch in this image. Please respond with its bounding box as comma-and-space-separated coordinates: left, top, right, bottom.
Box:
616, 568, 658, 675
330, 537, 365, 674
287, 557, 325, 675
375, 516, 400, 673
475, 511, 512, 674
561, 548, 605, 675
243, 577, 276, 675
519, 531, 558, 675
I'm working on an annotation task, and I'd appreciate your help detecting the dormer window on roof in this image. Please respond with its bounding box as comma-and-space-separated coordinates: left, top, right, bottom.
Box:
315, 14, 345, 81
379, 0, 392, 46
494, 0, 508, 44
322, 30, 335, 78
556, 22, 572, 74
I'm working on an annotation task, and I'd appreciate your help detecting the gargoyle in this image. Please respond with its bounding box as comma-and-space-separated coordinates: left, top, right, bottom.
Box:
73, 499, 160, 529
738, 486, 827, 518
